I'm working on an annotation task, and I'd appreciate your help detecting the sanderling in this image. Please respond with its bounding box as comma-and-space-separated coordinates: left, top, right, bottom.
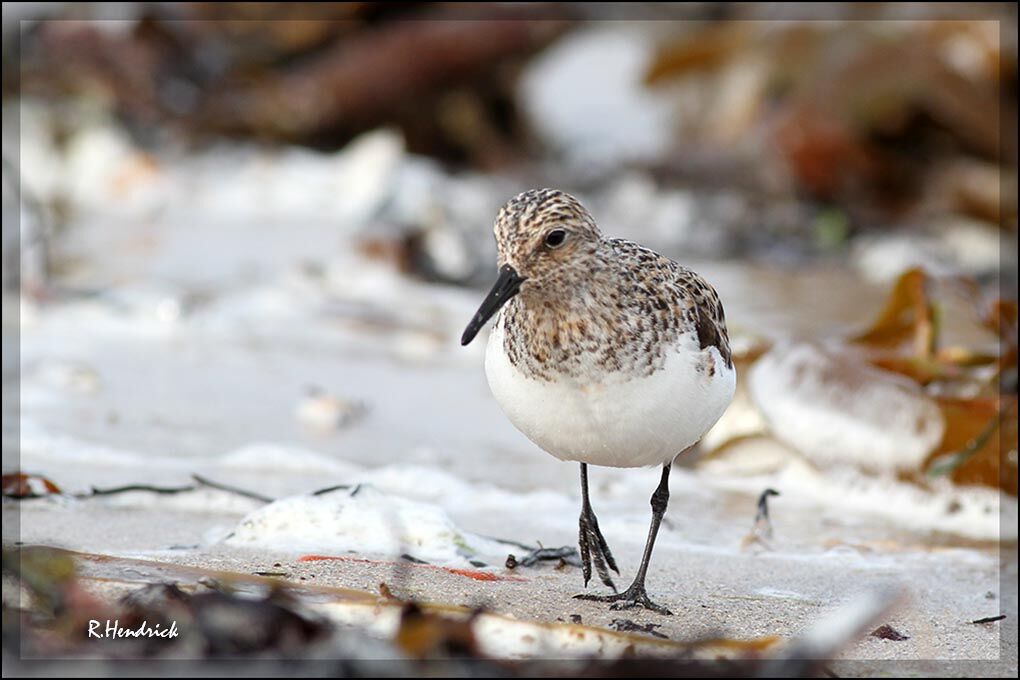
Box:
461, 188, 736, 614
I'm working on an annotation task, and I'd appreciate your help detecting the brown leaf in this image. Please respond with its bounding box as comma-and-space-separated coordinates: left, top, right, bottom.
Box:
927, 396, 1018, 495
851, 268, 934, 356
2, 473, 61, 498
851, 269, 1011, 391
867, 352, 992, 386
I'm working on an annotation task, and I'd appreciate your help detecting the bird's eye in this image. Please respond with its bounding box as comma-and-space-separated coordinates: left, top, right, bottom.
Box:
544, 229, 567, 249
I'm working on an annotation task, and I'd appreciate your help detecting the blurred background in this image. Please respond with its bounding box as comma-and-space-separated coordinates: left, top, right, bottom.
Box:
1, 2, 1017, 668
5, 4, 1016, 288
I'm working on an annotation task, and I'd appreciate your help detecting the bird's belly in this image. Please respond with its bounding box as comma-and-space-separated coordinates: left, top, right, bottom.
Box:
484, 330, 736, 468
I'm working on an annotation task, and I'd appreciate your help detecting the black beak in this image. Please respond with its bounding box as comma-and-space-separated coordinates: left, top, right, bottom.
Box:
461, 265, 525, 346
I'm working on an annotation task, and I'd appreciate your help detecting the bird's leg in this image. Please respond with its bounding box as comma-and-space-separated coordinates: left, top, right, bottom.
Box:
576, 463, 619, 591
575, 463, 673, 615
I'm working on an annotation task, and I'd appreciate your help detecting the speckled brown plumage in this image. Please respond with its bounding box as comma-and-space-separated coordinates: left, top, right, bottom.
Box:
491, 189, 731, 382
467, 188, 736, 612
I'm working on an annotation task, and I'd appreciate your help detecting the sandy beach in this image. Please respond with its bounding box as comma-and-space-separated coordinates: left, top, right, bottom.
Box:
6, 181, 1016, 671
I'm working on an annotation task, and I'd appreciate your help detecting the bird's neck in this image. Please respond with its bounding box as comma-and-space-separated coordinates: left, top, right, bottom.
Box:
500, 263, 624, 379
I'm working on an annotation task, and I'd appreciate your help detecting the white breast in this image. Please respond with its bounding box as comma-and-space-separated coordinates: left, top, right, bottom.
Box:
484, 317, 736, 468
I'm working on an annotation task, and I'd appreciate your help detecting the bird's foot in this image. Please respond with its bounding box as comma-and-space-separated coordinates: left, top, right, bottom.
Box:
574, 582, 673, 616
578, 505, 619, 591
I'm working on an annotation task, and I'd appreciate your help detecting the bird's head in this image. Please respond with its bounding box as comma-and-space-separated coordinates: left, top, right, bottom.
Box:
461, 189, 602, 346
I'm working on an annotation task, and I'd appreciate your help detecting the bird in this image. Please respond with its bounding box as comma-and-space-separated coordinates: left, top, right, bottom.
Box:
460, 188, 736, 614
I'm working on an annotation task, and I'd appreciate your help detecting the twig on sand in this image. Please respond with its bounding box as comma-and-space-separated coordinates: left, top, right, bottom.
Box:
190, 474, 274, 503
311, 484, 353, 496
971, 614, 1005, 624
87, 483, 196, 497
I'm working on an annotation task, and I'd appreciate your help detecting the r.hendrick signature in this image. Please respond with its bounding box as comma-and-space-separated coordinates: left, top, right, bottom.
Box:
88, 619, 179, 639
